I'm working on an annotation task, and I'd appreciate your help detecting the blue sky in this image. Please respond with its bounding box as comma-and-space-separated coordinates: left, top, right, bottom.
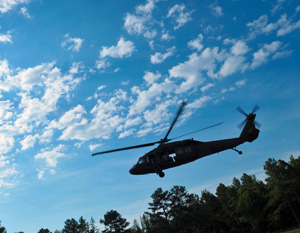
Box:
0, 0, 300, 232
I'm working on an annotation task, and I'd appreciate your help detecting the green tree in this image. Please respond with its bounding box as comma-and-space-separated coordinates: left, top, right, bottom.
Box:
0, 221, 7, 233
236, 173, 268, 233
100, 210, 131, 233
89, 217, 99, 233
264, 156, 300, 229
131, 219, 143, 233
78, 217, 89, 233
168, 186, 199, 233
146, 187, 171, 233
62, 218, 79, 233
199, 190, 224, 233
139, 214, 153, 233
216, 183, 236, 231
146, 186, 201, 233
38, 228, 51, 233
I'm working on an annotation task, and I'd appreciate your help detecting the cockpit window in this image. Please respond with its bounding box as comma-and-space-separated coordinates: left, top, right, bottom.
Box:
138, 157, 144, 164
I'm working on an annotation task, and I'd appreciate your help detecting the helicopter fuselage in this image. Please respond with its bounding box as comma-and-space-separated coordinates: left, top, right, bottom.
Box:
130, 118, 259, 177
129, 138, 239, 175
92, 103, 260, 178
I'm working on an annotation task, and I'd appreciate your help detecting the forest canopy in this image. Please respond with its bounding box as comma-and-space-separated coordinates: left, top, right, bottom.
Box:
1, 155, 299, 233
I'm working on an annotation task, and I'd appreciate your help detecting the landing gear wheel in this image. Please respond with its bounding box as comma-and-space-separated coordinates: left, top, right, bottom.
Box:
159, 172, 165, 178
232, 148, 242, 155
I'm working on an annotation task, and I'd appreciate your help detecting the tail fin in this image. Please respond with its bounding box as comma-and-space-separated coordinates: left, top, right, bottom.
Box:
239, 114, 260, 142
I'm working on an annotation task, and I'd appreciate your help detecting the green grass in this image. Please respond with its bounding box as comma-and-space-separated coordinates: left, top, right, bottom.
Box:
281, 229, 300, 233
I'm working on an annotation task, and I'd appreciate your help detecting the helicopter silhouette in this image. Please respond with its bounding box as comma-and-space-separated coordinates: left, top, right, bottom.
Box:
92, 102, 260, 177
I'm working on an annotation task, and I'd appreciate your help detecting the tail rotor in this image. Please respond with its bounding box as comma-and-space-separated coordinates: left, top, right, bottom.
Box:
236, 105, 261, 129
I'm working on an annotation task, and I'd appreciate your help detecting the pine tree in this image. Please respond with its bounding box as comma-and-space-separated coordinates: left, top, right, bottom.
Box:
100, 210, 131, 233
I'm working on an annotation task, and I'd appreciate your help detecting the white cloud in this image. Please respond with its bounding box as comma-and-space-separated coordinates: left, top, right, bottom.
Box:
123, 117, 143, 129
161, 31, 174, 41
95, 59, 110, 71
0, 155, 10, 168
124, 13, 149, 36
62, 33, 84, 52
52, 90, 127, 141
20, 134, 38, 150
89, 144, 102, 151
124, 0, 158, 39
143, 101, 173, 125
0, 165, 18, 189
19, 7, 30, 18
136, 128, 152, 138
0, 134, 14, 154
129, 81, 175, 116
247, 15, 274, 39
247, 14, 300, 39
210, 3, 223, 17
69, 62, 85, 74
0, 59, 10, 77
251, 41, 282, 69
201, 83, 214, 92
276, 16, 300, 36
150, 46, 175, 64
235, 79, 246, 87
272, 50, 293, 59
169, 48, 226, 93
36, 169, 45, 180
118, 129, 135, 139
143, 71, 161, 85
0, 100, 13, 122
136, 0, 157, 14
167, 4, 193, 30
0, 61, 82, 142
0, 31, 12, 43
48, 104, 87, 131
0, 166, 17, 178
219, 40, 250, 77
271, 0, 286, 15
12, 64, 82, 132
100, 37, 135, 59
6, 62, 54, 92
220, 56, 246, 77
188, 34, 204, 52
231, 40, 249, 56
0, 0, 29, 14
187, 96, 211, 110
35, 144, 66, 167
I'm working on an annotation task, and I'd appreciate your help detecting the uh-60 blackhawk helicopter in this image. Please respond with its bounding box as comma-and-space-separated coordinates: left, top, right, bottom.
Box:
92, 102, 260, 177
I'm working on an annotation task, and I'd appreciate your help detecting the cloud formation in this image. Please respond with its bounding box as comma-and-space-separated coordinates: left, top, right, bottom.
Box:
100, 38, 135, 59
247, 14, 300, 39
62, 33, 84, 52
167, 4, 193, 30
124, 0, 158, 39
150, 46, 176, 64
0, 30, 13, 43
0, 0, 29, 14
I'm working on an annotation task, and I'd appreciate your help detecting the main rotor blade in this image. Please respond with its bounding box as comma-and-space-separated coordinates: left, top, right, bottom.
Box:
170, 122, 223, 141
238, 119, 247, 129
254, 120, 261, 128
92, 141, 158, 156
162, 102, 186, 143
251, 105, 260, 114
236, 106, 247, 116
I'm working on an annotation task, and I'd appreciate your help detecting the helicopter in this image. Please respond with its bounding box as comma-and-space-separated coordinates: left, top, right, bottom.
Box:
92, 102, 260, 178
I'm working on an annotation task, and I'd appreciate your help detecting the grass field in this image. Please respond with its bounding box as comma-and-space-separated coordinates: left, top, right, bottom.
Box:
281, 229, 300, 233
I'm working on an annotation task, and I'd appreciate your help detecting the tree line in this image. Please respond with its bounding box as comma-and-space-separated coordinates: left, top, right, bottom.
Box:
1, 155, 299, 233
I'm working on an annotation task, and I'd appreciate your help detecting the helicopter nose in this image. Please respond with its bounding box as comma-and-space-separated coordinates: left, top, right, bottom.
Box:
129, 165, 137, 175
